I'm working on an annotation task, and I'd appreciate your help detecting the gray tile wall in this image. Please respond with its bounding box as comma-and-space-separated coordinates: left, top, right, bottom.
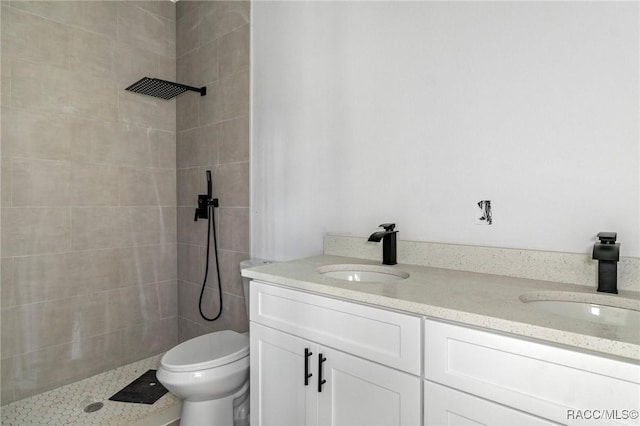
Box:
1, 1, 178, 405
175, 1, 250, 341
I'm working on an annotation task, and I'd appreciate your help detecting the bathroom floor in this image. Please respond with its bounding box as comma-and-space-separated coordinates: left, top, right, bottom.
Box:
1, 354, 180, 426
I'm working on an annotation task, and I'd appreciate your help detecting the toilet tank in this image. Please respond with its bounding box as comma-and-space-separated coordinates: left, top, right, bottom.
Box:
239, 259, 273, 319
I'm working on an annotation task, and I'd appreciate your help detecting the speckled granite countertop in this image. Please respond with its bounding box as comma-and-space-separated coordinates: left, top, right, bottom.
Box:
242, 255, 640, 362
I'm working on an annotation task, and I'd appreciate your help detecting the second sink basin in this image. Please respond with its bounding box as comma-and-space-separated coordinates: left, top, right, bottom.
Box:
317, 264, 409, 283
520, 292, 640, 328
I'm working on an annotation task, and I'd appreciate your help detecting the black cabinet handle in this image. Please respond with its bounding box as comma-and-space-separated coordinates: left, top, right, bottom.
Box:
304, 348, 313, 386
318, 353, 327, 392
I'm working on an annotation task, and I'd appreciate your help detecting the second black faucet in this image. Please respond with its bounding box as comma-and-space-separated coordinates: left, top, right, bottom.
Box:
368, 223, 398, 265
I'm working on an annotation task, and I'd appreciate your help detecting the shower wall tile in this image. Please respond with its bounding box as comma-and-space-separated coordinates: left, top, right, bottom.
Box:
1, 208, 71, 257
28, 298, 76, 351
9, 158, 70, 207
118, 91, 175, 131
178, 281, 247, 333
215, 162, 249, 207
218, 249, 250, 297
1, 357, 15, 405
158, 1, 176, 21
119, 244, 177, 286
27, 292, 112, 348
115, 42, 159, 87
117, 125, 170, 168
1, 108, 73, 161
68, 27, 115, 80
122, 206, 177, 246
220, 70, 249, 121
1, 6, 70, 69
128, 1, 161, 16
178, 316, 209, 344
177, 206, 208, 246
12, 254, 69, 305
13, 331, 121, 401
177, 125, 218, 168
177, 91, 199, 131
1, 0, 177, 403
106, 285, 161, 332
1, 258, 15, 308
71, 207, 124, 251
179, 41, 218, 87
69, 119, 120, 165
9, 0, 118, 39
1, 157, 12, 207
119, 168, 176, 206
218, 208, 250, 253
176, 0, 200, 21
177, 167, 211, 207
219, 116, 249, 164
200, 1, 250, 44
65, 249, 122, 296
223, 292, 249, 333
177, 244, 205, 285
158, 280, 179, 319
198, 80, 221, 126
157, 55, 177, 82
1, 306, 30, 358
71, 292, 111, 339
177, 280, 207, 324
70, 162, 120, 206
117, 2, 175, 58
120, 316, 178, 365
0, 70, 9, 109
219, 25, 250, 79
176, 4, 201, 58
176, 0, 250, 342
153, 130, 177, 169
8, 60, 118, 121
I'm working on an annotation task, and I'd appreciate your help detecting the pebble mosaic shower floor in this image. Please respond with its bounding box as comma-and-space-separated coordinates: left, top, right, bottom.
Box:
1, 354, 180, 426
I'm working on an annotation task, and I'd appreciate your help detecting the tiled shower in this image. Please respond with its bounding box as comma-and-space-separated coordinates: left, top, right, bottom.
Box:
0, 0, 250, 407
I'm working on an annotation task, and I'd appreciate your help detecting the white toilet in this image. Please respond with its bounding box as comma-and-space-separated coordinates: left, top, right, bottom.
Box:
157, 259, 269, 426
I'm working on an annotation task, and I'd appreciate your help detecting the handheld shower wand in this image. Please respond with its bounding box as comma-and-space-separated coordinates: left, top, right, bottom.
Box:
195, 170, 222, 321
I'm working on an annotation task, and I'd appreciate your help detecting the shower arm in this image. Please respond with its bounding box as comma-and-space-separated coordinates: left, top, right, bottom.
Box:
163, 80, 206, 96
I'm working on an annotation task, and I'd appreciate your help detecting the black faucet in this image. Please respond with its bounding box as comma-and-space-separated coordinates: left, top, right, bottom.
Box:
368, 223, 398, 265
592, 232, 620, 294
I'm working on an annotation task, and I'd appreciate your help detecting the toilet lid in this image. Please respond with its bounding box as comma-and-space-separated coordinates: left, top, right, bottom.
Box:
161, 330, 249, 372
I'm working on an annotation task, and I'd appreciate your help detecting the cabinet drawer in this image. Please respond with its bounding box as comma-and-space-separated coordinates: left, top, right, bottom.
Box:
424, 319, 640, 425
251, 281, 421, 374
424, 380, 559, 425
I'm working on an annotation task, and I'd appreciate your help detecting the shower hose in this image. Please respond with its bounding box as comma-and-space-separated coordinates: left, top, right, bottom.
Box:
199, 201, 223, 321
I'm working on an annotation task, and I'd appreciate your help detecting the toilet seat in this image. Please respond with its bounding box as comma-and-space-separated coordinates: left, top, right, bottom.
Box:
161, 330, 249, 372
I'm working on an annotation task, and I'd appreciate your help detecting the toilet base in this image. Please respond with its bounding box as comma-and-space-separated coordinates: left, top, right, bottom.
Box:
179, 381, 249, 426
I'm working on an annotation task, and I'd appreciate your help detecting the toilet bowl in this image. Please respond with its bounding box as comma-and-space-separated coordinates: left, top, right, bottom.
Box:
157, 331, 249, 425
157, 258, 270, 426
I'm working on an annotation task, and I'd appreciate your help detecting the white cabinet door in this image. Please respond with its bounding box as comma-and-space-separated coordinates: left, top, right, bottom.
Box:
424, 319, 640, 425
251, 322, 318, 426
424, 380, 560, 426
318, 346, 422, 426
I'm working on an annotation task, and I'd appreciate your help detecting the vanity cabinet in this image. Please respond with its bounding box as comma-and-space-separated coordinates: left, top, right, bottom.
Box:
249, 281, 422, 426
249, 279, 639, 426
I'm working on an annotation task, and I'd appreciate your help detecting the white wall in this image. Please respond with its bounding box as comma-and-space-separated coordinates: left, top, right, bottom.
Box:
251, 1, 639, 261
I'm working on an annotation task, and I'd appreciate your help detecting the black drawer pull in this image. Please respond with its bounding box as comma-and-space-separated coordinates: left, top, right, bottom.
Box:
318, 353, 327, 392
304, 348, 313, 386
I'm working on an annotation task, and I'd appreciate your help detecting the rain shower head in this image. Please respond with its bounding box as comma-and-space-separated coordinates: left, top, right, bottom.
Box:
125, 77, 206, 100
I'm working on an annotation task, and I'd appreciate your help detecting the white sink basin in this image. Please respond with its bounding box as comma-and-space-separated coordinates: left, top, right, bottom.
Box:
520, 292, 640, 327
316, 264, 409, 283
